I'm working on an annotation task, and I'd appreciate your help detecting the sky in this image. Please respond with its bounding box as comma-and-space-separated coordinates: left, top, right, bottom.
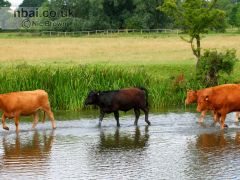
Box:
8, 0, 23, 8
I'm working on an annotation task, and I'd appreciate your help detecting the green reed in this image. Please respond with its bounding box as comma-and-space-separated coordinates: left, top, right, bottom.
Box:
0, 64, 208, 110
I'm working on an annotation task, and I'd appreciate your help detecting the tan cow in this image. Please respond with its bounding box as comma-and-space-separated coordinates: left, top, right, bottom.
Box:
185, 90, 209, 123
197, 84, 240, 129
185, 89, 240, 123
0, 90, 56, 132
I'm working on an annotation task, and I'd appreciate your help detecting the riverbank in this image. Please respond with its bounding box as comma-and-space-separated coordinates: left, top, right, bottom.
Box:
1, 63, 239, 110
1, 34, 240, 110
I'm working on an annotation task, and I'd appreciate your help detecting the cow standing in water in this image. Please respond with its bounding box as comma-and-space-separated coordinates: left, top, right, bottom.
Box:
0, 90, 56, 132
185, 90, 210, 123
185, 89, 240, 123
197, 84, 240, 129
84, 87, 150, 127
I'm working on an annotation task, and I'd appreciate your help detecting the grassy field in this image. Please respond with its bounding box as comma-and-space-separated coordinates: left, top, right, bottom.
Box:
0, 33, 240, 110
1, 33, 240, 65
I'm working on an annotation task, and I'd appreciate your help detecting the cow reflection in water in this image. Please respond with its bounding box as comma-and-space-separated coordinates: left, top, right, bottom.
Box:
196, 131, 240, 151
185, 131, 240, 178
1, 130, 55, 169
99, 126, 149, 150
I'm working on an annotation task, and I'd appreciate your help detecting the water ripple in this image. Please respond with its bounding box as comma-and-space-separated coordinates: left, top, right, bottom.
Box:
0, 112, 240, 179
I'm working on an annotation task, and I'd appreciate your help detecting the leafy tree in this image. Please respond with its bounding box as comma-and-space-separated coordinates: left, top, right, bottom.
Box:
159, 0, 226, 66
102, 0, 135, 29
229, 4, 240, 28
19, 0, 46, 7
0, 0, 10, 7
126, 0, 170, 29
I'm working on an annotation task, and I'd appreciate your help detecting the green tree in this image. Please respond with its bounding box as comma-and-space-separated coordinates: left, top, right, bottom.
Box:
198, 49, 238, 86
0, 0, 10, 7
102, 0, 135, 29
126, 0, 170, 29
19, 0, 46, 7
229, 4, 240, 28
159, 0, 226, 66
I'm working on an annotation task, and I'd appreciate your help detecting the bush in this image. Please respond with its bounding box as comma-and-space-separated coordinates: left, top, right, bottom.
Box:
197, 49, 238, 86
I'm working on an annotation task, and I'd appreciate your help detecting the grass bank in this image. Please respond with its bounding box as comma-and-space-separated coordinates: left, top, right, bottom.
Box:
0, 64, 207, 111
1, 34, 240, 110
1, 63, 240, 110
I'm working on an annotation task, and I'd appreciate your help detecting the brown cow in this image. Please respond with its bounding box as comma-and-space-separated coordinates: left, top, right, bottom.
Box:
197, 84, 240, 129
0, 90, 56, 132
185, 90, 240, 123
84, 87, 150, 127
185, 90, 209, 123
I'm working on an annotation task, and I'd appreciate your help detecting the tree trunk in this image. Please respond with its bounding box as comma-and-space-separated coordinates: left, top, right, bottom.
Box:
196, 35, 201, 58
195, 35, 201, 70
190, 35, 201, 70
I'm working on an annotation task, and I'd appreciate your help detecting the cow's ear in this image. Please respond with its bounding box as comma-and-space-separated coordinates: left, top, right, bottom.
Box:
205, 96, 209, 101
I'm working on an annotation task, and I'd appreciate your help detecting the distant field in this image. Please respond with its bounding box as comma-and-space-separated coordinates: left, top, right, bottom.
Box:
1, 33, 240, 66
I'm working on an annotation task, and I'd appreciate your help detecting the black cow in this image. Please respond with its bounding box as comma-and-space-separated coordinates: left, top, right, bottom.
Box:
84, 87, 150, 127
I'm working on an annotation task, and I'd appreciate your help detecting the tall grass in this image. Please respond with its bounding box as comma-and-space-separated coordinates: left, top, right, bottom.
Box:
0, 64, 150, 110
0, 64, 211, 110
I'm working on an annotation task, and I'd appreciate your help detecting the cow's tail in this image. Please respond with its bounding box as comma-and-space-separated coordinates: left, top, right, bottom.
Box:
138, 87, 149, 108
42, 111, 46, 123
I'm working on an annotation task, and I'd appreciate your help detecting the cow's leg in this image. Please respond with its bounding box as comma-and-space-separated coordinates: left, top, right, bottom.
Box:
198, 111, 206, 123
32, 112, 39, 129
43, 107, 56, 129
99, 111, 105, 127
235, 112, 240, 122
47, 110, 56, 129
42, 111, 46, 123
142, 107, 151, 125
14, 115, 20, 133
220, 113, 227, 130
211, 112, 221, 127
134, 108, 140, 126
114, 111, 120, 127
2, 113, 9, 130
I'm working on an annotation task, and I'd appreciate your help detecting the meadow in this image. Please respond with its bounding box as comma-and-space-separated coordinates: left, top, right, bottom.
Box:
1, 33, 240, 110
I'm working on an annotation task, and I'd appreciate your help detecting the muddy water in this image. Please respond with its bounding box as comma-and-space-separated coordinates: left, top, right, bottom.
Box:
0, 111, 240, 179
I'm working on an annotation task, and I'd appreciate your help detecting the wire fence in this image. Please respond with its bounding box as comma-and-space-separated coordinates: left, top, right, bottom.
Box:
41, 28, 181, 37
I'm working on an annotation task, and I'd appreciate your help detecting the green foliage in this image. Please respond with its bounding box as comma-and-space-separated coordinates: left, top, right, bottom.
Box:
0, 65, 149, 110
0, 64, 206, 110
125, 0, 169, 29
33, 0, 168, 31
197, 49, 238, 86
0, 0, 11, 7
229, 4, 240, 28
19, 0, 46, 7
159, 0, 226, 61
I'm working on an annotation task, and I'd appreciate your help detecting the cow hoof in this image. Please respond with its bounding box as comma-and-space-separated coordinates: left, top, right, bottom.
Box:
224, 124, 228, 128
3, 127, 9, 131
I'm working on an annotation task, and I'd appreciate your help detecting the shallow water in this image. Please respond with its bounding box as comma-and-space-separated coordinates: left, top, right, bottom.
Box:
0, 111, 240, 179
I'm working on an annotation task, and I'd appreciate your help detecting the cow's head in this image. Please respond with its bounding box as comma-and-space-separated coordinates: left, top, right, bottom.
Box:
84, 91, 100, 106
185, 90, 197, 105
197, 90, 212, 112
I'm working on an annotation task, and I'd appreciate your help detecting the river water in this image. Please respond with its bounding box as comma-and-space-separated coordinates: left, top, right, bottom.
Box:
0, 111, 240, 179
